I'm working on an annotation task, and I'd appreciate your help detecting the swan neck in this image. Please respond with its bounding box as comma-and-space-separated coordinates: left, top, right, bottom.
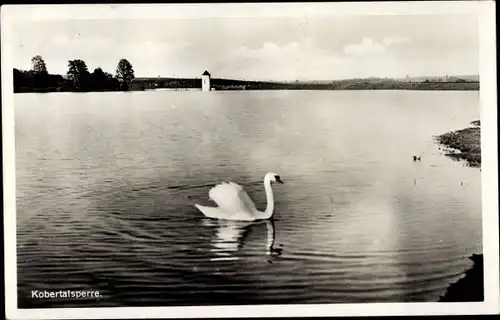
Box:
263, 179, 274, 219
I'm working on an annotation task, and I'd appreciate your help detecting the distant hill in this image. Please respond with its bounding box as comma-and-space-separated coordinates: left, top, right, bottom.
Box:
397, 75, 480, 82
134, 75, 480, 85
130, 75, 479, 91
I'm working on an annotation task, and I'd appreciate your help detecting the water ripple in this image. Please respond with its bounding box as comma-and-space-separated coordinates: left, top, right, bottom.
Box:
15, 91, 482, 307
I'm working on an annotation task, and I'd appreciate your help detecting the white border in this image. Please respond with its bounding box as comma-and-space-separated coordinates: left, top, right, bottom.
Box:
2, 2, 498, 319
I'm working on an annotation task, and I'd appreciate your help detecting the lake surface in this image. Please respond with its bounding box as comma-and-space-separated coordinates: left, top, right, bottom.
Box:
14, 90, 482, 308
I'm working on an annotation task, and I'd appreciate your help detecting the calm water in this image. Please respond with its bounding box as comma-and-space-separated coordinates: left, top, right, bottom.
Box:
15, 90, 482, 308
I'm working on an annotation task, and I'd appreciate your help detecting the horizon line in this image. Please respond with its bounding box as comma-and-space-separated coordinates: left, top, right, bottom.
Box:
132, 74, 480, 82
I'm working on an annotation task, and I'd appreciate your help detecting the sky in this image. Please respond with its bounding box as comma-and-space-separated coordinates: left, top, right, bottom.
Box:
11, 14, 479, 81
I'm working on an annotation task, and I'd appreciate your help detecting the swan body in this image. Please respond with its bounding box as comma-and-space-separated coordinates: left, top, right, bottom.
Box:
194, 172, 284, 221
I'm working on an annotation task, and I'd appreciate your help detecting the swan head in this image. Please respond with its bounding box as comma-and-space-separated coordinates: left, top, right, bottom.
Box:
265, 172, 284, 184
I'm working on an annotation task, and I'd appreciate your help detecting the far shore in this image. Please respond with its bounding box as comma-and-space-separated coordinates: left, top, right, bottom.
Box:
435, 120, 481, 168
14, 77, 479, 93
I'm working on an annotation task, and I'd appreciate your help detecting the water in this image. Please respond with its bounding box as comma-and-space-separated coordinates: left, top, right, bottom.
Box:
15, 90, 482, 308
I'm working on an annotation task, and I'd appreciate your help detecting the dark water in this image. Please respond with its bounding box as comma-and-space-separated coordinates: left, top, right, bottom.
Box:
15, 90, 482, 308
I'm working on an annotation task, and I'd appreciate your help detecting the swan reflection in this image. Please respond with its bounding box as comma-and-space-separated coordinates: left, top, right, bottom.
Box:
203, 219, 282, 261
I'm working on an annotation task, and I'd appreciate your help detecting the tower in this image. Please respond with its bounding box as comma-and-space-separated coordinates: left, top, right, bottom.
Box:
201, 70, 211, 91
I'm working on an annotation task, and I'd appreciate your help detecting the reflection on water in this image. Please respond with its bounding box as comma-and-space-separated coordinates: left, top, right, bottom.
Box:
204, 219, 283, 261
15, 90, 482, 307
206, 219, 253, 261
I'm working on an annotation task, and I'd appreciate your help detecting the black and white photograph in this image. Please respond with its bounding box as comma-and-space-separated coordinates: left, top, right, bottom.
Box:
2, 2, 498, 318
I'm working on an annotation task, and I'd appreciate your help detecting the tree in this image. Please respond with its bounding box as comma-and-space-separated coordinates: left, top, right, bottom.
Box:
91, 67, 107, 91
67, 59, 91, 91
13, 69, 35, 91
103, 72, 114, 80
31, 55, 48, 74
89, 68, 120, 91
104, 72, 120, 91
13, 68, 23, 92
30, 56, 50, 89
47, 74, 65, 91
116, 58, 135, 90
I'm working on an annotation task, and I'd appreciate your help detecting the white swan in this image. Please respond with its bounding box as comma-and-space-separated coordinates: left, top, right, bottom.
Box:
194, 172, 284, 221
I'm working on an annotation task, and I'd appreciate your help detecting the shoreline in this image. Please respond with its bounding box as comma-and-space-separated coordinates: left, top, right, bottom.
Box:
437, 120, 483, 302
435, 120, 481, 168
439, 254, 484, 302
13, 86, 480, 94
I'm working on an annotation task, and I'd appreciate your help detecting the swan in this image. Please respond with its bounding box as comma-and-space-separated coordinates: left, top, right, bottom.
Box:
194, 172, 284, 221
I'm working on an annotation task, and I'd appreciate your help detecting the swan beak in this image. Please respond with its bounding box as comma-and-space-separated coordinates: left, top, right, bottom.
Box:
276, 178, 284, 184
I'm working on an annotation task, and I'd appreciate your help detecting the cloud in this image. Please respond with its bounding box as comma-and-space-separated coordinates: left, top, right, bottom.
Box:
127, 41, 192, 56
344, 38, 386, 56
382, 36, 410, 46
343, 36, 410, 57
11, 17, 476, 80
49, 35, 115, 54
226, 39, 466, 80
14, 34, 194, 76
227, 41, 344, 80
233, 41, 300, 60
11, 15, 478, 80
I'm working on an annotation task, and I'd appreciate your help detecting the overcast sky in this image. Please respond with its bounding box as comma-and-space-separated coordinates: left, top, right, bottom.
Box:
11, 15, 478, 80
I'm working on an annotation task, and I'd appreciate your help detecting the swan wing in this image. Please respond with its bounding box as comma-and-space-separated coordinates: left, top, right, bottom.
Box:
209, 182, 257, 214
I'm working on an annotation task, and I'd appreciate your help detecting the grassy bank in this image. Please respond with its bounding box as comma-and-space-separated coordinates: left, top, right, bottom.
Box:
436, 120, 481, 167
439, 254, 484, 302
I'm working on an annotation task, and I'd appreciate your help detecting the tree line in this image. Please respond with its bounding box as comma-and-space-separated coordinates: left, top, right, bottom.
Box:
13, 55, 135, 93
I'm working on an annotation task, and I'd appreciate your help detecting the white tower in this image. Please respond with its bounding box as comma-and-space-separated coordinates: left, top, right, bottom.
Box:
201, 70, 211, 91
